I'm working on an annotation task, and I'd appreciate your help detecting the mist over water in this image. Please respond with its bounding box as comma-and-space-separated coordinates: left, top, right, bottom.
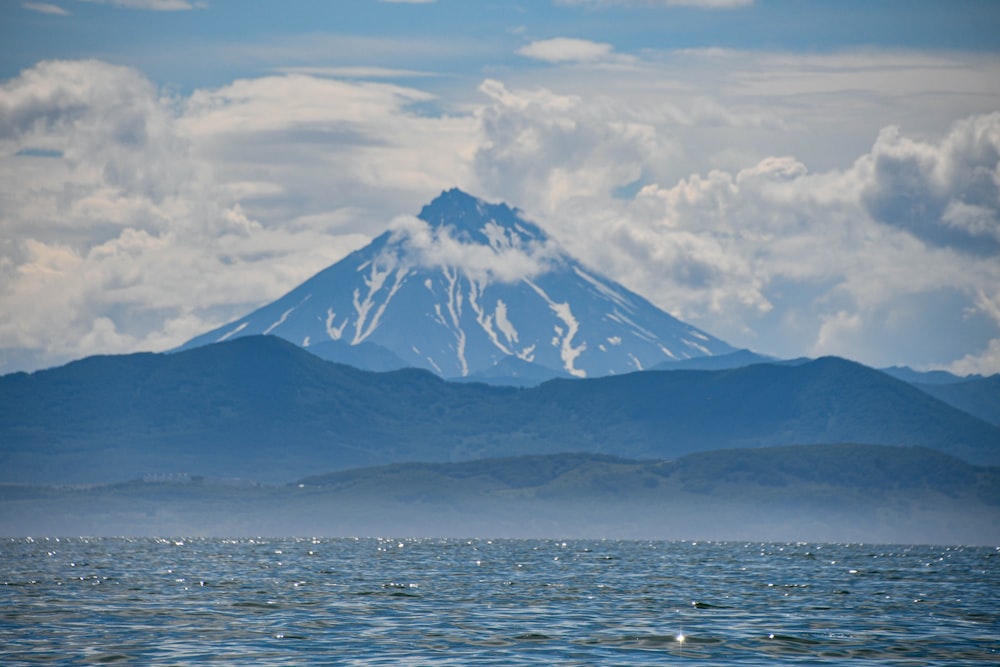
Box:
4, 480, 997, 546
3, 537, 998, 665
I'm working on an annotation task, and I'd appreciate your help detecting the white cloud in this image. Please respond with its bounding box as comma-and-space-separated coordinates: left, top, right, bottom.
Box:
517, 38, 615, 64
555, 0, 752, 8
857, 113, 1000, 255
949, 338, 1000, 377
179, 72, 477, 229
22, 2, 70, 15
79, 0, 197, 9
474, 79, 658, 213
0, 61, 375, 369
386, 215, 560, 284
273, 66, 435, 79
0, 59, 192, 234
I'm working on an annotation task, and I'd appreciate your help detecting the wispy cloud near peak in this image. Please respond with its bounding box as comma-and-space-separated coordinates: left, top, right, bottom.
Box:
22, 2, 70, 14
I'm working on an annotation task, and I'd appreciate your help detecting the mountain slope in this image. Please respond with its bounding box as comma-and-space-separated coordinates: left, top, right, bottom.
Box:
914, 376, 1000, 426
3, 336, 999, 484
179, 189, 734, 378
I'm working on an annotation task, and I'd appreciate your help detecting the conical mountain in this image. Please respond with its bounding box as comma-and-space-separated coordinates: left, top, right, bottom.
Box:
180, 189, 735, 378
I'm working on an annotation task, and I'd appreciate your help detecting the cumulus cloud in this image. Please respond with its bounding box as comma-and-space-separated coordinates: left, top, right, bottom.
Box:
858, 114, 1000, 255
0, 59, 192, 237
0, 61, 377, 370
461, 49, 1000, 373
556, 116, 1000, 373
949, 338, 1000, 377
463, 72, 1000, 372
474, 79, 659, 214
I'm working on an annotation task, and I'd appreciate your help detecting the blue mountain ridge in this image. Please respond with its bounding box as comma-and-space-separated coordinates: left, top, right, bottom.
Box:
3, 335, 997, 485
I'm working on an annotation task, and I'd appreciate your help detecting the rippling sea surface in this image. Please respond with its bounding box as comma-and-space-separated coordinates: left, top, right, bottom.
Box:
2, 538, 998, 665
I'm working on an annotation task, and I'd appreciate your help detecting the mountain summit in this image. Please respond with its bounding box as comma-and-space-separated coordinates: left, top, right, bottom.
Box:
181, 189, 735, 378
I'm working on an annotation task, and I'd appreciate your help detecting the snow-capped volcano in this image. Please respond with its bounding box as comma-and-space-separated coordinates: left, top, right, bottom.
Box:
180, 189, 735, 378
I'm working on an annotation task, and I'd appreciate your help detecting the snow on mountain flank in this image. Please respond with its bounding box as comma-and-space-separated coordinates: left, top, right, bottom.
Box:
526, 279, 587, 378
441, 265, 469, 377
468, 280, 508, 356
350, 259, 408, 344
495, 300, 520, 348
325, 308, 347, 341
216, 322, 248, 342
264, 307, 296, 335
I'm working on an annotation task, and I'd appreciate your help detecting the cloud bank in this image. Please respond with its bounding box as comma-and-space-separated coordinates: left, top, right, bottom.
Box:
1, 50, 999, 375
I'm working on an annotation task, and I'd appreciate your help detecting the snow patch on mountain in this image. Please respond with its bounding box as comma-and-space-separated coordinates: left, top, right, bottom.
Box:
526, 279, 587, 378
494, 300, 517, 345
217, 322, 248, 342
264, 305, 298, 335
350, 257, 409, 344
325, 308, 347, 341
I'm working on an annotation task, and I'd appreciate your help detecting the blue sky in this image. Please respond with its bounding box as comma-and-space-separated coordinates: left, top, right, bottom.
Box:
6, 1, 1000, 90
2, 0, 1000, 375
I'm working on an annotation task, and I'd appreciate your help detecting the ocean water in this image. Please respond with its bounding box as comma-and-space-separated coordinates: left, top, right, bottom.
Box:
2, 538, 998, 666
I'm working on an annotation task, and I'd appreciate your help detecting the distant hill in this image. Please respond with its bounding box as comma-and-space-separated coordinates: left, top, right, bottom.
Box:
520, 356, 1000, 465
913, 376, 1000, 426
880, 366, 971, 385
646, 355, 998, 428
2, 335, 998, 485
298, 444, 1000, 506
3, 445, 997, 544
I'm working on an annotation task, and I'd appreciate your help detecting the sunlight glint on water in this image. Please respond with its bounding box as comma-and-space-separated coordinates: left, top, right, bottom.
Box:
2, 538, 998, 665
